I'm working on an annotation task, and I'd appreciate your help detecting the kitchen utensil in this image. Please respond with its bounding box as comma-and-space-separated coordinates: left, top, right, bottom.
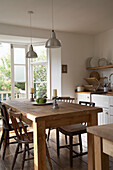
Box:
90, 71, 100, 80
84, 85, 96, 91
84, 77, 100, 91
77, 86, 84, 92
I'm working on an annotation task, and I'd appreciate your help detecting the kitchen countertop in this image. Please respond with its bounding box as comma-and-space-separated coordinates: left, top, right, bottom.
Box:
75, 91, 91, 94
87, 123, 113, 170
87, 123, 113, 143
106, 92, 113, 96
75, 91, 113, 96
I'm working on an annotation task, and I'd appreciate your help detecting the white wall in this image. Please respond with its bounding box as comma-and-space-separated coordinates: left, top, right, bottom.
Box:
60, 33, 94, 97
94, 28, 113, 88
0, 23, 94, 97
51, 48, 61, 98
94, 29, 113, 63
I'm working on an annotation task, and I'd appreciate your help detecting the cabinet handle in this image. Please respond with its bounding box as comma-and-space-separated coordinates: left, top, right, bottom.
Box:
105, 112, 108, 115
110, 105, 113, 107
87, 96, 89, 99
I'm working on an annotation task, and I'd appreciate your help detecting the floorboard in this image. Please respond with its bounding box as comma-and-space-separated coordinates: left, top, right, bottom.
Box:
0, 128, 113, 170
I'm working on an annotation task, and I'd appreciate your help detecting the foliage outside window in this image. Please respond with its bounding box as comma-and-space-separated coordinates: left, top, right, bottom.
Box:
0, 55, 11, 91
0, 44, 47, 100
33, 47, 47, 98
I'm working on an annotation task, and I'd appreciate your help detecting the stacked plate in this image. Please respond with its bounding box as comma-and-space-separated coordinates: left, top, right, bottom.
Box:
98, 58, 108, 66
86, 57, 108, 67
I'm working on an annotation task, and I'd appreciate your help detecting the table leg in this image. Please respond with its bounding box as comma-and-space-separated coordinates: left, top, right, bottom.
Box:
94, 136, 109, 170
87, 114, 98, 170
33, 121, 46, 170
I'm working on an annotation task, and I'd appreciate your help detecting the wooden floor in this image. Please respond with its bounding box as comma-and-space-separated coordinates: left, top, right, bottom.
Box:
1, 128, 113, 170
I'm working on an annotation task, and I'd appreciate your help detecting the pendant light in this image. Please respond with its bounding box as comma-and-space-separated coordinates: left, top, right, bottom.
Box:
26, 11, 38, 58
45, 0, 61, 48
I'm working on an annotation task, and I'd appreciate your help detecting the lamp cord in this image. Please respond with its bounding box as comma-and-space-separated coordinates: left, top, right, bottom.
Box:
29, 12, 32, 45
52, 0, 54, 30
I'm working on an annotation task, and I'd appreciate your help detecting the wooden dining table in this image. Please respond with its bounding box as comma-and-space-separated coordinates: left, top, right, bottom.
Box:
1, 99, 102, 170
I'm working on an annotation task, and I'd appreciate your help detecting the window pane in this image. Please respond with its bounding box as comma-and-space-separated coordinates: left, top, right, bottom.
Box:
34, 83, 47, 98
33, 65, 47, 98
15, 82, 26, 99
14, 66, 26, 82
0, 43, 11, 100
14, 48, 25, 64
34, 65, 47, 82
33, 46, 47, 62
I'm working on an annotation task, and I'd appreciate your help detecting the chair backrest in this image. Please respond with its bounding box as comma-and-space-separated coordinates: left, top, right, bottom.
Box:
8, 109, 30, 141
1, 105, 11, 129
57, 97, 75, 103
79, 101, 95, 107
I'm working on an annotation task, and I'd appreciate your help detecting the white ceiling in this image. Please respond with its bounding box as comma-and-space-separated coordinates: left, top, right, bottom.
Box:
0, 35, 47, 44
1, 0, 113, 35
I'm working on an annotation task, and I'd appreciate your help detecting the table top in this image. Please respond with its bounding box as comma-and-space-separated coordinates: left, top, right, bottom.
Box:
87, 123, 113, 142
2, 99, 102, 122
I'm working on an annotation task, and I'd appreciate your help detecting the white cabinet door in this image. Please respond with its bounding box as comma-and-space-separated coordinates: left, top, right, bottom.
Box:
109, 104, 113, 123
98, 110, 109, 125
75, 93, 90, 104
110, 115, 113, 124
109, 96, 113, 107
91, 94, 109, 125
98, 112, 103, 125
91, 94, 109, 108
103, 108, 109, 124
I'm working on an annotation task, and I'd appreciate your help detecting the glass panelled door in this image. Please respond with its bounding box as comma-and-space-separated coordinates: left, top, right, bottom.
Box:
11, 44, 28, 99
30, 45, 48, 99
0, 43, 11, 101
33, 64, 47, 98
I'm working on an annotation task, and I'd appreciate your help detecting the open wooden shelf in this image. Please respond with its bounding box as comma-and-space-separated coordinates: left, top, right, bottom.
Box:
86, 65, 113, 70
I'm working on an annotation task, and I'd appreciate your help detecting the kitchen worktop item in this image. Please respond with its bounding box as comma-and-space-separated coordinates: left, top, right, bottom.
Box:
84, 77, 100, 86
90, 71, 100, 80
83, 85, 96, 91
77, 86, 84, 92
84, 75, 106, 92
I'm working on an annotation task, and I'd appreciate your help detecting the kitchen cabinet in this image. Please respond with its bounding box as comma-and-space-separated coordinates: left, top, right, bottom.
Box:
75, 92, 91, 104
97, 109, 109, 125
108, 96, 113, 124
75, 92, 111, 125
91, 94, 109, 125
91, 94, 109, 108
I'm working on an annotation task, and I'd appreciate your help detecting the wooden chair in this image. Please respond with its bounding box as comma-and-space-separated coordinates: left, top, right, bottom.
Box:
9, 109, 53, 170
56, 101, 95, 167
56, 97, 75, 103
47, 97, 75, 141
0, 104, 28, 160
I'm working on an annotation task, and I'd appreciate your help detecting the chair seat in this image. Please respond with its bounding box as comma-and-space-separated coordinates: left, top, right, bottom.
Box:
15, 132, 47, 143
58, 124, 86, 136
4, 122, 28, 131
15, 131, 33, 143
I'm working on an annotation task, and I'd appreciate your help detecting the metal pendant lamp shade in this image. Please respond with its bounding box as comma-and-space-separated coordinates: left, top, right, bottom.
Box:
26, 45, 37, 58
45, 0, 61, 48
26, 11, 38, 58
45, 30, 61, 48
